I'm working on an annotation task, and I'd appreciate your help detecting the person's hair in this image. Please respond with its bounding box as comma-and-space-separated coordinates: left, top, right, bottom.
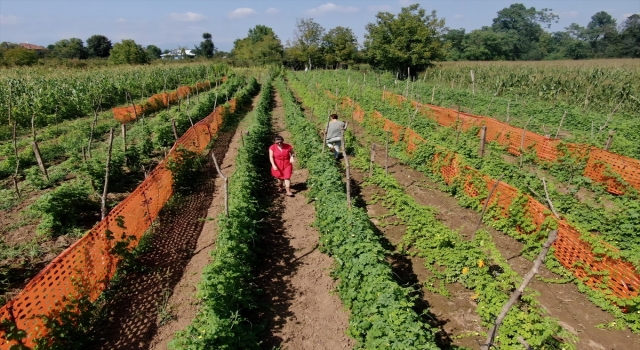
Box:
330, 113, 338, 120
274, 135, 284, 142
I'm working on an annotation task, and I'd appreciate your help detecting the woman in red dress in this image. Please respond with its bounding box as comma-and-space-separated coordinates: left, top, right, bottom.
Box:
269, 135, 295, 196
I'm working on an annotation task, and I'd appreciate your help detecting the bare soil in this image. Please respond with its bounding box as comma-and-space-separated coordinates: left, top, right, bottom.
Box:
253, 91, 353, 350
87, 96, 257, 350
346, 120, 640, 350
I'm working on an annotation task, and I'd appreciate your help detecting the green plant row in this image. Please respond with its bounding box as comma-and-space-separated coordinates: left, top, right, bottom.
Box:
287, 72, 640, 333
349, 142, 575, 349
0, 76, 249, 307
170, 75, 267, 350
277, 77, 439, 349
0, 63, 230, 141
290, 71, 640, 271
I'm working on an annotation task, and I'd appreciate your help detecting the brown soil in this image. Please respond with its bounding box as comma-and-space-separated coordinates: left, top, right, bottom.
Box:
253, 91, 353, 350
346, 120, 640, 350
147, 94, 262, 350
87, 96, 258, 350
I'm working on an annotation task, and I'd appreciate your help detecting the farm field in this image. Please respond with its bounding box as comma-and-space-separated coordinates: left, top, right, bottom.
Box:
1, 63, 640, 350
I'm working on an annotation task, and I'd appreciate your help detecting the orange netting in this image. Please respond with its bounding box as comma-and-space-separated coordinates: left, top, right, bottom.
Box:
382, 91, 640, 195
113, 77, 228, 124
0, 98, 238, 349
342, 96, 640, 301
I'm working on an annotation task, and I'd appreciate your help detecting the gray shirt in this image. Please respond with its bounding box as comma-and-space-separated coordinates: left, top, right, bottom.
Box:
326, 120, 345, 140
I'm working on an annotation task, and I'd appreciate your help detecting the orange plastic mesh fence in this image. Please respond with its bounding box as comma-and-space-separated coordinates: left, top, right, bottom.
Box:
113, 77, 228, 124
342, 97, 640, 301
0, 99, 236, 349
382, 91, 640, 195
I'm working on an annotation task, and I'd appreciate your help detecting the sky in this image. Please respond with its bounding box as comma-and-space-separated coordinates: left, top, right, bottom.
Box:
1, 0, 639, 52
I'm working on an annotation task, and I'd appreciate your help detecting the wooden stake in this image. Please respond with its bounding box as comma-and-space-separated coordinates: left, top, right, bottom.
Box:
472, 175, 504, 238
479, 126, 487, 157
554, 111, 567, 138
542, 177, 560, 219
211, 152, 229, 217
341, 129, 351, 209
32, 142, 49, 181
101, 128, 114, 220
172, 119, 179, 141
482, 229, 559, 350
599, 100, 622, 132
121, 124, 127, 153
431, 86, 435, 104
470, 70, 475, 95
519, 116, 533, 168
385, 131, 389, 175
604, 130, 615, 150
369, 143, 376, 176
11, 120, 20, 198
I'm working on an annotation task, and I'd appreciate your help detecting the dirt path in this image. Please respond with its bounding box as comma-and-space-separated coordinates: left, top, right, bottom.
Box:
346, 122, 640, 350
147, 93, 263, 349
88, 94, 260, 350
254, 91, 353, 350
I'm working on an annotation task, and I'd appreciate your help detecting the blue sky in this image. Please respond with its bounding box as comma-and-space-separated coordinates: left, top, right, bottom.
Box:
1, 0, 639, 52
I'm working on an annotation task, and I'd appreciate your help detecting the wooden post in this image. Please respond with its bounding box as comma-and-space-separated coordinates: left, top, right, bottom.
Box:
32, 142, 49, 181
470, 70, 475, 95
479, 126, 487, 157
341, 129, 351, 209
369, 143, 376, 176
472, 175, 504, 238
385, 131, 389, 175
121, 124, 127, 153
542, 177, 560, 219
322, 113, 330, 151
482, 229, 559, 350
431, 86, 435, 104
81, 146, 87, 162
554, 111, 567, 138
172, 119, 179, 141
101, 128, 114, 220
519, 116, 533, 168
604, 130, 615, 150
11, 120, 20, 199
211, 152, 228, 217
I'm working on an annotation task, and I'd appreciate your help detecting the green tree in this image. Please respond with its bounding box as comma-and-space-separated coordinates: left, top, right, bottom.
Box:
232, 25, 283, 66
322, 26, 358, 68
587, 11, 619, 57
109, 39, 150, 64
194, 32, 215, 58
442, 28, 466, 60
146, 45, 162, 60
463, 28, 517, 60
52, 38, 88, 59
2, 47, 38, 66
490, 3, 558, 59
288, 18, 325, 69
364, 4, 446, 76
86, 35, 112, 58
620, 14, 640, 57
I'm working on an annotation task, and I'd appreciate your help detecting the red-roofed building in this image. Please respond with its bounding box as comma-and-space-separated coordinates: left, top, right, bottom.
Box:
19, 43, 46, 52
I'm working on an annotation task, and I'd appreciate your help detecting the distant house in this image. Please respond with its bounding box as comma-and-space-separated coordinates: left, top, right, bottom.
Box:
160, 49, 196, 60
19, 43, 46, 52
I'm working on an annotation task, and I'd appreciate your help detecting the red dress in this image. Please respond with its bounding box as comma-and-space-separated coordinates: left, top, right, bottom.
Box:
270, 143, 293, 180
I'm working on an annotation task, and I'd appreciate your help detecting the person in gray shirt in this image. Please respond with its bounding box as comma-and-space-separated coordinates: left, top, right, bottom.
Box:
325, 114, 346, 159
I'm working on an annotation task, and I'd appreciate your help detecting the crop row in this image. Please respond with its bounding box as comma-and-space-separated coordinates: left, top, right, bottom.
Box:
277, 77, 440, 349
287, 72, 640, 332
292, 71, 640, 270
170, 76, 266, 349
0, 63, 229, 141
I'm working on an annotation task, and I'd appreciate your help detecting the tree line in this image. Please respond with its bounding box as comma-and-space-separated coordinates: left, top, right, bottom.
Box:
1, 3, 638, 71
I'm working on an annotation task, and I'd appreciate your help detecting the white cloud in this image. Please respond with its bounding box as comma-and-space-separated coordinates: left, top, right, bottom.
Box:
266, 8, 280, 15
0, 15, 18, 25
228, 8, 258, 19
561, 11, 579, 18
368, 5, 392, 13
116, 18, 126, 23
306, 3, 359, 15
453, 14, 463, 19
169, 12, 206, 22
